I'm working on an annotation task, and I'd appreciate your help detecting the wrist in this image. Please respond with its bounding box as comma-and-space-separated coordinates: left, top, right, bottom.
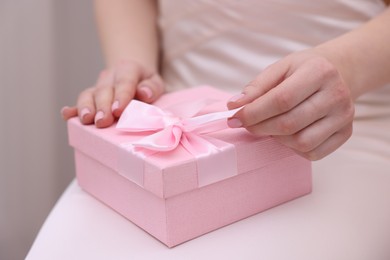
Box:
313, 44, 361, 100
107, 58, 159, 75
314, 8, 390, 99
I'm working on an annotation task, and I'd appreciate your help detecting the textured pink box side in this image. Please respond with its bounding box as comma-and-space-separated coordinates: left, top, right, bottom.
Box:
74, 150, 169, 243
165, 155, 312, 246
74, 148, 311, 247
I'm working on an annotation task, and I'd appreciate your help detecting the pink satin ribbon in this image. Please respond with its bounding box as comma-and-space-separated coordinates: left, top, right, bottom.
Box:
116, 99, 241, 155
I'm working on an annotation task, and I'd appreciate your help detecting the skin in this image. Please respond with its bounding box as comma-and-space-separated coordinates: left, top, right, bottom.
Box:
227, 7, 390, 160
62, 1, 390, 161
61, 0, 164, 128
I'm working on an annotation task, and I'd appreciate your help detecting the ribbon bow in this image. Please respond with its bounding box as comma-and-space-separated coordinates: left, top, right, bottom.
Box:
116, 99, 240, 155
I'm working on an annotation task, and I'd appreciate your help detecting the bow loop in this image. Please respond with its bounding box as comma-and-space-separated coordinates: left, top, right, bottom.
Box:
132, 125, 183, 152
116, 99, 241, 153
116, 100, 169, 132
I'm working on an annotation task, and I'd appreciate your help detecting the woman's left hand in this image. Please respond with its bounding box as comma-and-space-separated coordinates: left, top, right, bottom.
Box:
227, 50, 355, 160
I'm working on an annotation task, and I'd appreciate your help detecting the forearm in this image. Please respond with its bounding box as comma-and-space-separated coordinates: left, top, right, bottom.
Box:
315, 7, 390, 99
94, 0, 159, 71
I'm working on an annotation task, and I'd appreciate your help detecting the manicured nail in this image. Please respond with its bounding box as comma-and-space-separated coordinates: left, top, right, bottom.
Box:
111, 100, 119, 112
94, 111, 104, 123
138, 86, 153, 99
60, 106, 69, 120
61, 106, 69, 114
228, 93, 245, 103
80, 108, 91, 120
227, 118, 243, 128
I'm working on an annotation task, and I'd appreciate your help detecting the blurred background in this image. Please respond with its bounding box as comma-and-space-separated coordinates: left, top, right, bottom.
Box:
0, 1, 103, 259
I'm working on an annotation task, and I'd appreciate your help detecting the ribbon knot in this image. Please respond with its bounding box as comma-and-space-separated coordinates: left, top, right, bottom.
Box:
116, 99, 240, 154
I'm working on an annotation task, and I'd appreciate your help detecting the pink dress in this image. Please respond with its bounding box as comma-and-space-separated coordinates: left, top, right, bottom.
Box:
159, 0, 390, 173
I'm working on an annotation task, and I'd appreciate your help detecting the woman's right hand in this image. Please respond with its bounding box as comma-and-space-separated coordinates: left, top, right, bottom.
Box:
61, 60, 165, 128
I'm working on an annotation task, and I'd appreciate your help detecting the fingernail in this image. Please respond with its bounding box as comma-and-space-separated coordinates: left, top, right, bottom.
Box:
228, 93, 245, 103
95, 111, 104, 123
60, 106, 69, 120
111, 100, 119, 112
227, 118, 243, 128
80, 108, 91, 120
60, 106, 69, 114
138, 86, 153, 99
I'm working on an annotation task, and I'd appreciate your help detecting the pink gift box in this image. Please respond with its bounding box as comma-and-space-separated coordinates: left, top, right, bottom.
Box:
67, 86, 312, 247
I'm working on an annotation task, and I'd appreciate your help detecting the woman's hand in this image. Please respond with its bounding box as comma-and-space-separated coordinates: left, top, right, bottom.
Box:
227, 50, 355, 160
61, 60, 165, 128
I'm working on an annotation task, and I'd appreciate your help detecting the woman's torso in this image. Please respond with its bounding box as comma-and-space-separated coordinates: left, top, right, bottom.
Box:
158, 0, 390, 119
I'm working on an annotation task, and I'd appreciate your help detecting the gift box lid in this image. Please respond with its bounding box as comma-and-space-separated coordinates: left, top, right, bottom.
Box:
68, 86, 303, 199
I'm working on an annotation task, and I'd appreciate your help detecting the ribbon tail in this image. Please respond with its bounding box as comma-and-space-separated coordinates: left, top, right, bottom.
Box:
182, 107, 242, 133
164, 98, 218, 119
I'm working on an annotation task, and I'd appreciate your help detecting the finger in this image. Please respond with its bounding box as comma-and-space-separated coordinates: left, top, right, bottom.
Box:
245, 90, 329, 136
61, 106, 78, 120
93, 69, 116, 127
227, 59, 290, 110
293, 124, 353, 161
273, 109, 354, 154
111, 61, 146, 118
135, 74, 165, 103
93, 70, 115, 128
234, 63, 324, 128
76, 87, 96, 125
93, 88, 115, 128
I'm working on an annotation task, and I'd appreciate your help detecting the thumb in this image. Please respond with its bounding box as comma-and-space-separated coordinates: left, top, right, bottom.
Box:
135, 74, 165, 103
